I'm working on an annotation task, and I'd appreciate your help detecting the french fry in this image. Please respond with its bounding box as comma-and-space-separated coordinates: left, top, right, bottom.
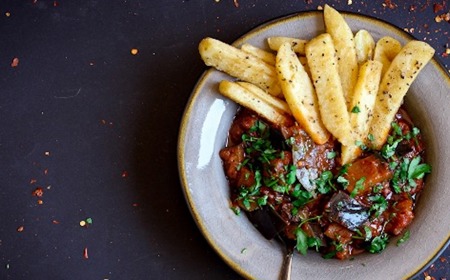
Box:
199, 37, 282, 97
323, 5, 358, 110
354, 30, 375, 64
236, 82, 291, 114
275, 42, 330, 144
218, 80, 292, 127
369, 40, 435, 149
267, 37, 307, 55
241, 43, 276, 65
323, 4, 359, 109
305, 33, 352, 146
341, 60, 383, 164
373, 36, 402, 78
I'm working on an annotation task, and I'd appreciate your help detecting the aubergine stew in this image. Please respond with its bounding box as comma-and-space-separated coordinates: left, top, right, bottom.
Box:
219, 107, 431, 259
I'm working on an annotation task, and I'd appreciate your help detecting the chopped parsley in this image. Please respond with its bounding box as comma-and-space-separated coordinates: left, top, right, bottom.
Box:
396, 230, 410, 246
351, 106, 361, 113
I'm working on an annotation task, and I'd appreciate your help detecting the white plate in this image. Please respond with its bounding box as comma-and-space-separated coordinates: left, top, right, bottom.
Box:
178, 11, 450, 280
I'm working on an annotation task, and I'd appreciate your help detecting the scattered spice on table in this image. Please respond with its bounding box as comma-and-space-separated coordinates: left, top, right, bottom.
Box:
83, 247, 89, 259
11, 57, 19, 67
32, 187, 44, 197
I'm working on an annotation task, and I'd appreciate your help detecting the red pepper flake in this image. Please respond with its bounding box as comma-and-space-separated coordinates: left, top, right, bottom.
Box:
44, 169, 48, 175
383, 0, 397, 9
17, 226, 24, 232
83, 247, 89, 259
11, 57, 19, 67
32, 187, 44, 197
53, 1, 58, 7
29, 179, 37, 185
132, 203, 139, 207
52, 220, 60, 224
233, 0, 239, 8
409, 5, 417, 11
121, 170, 128, 178
305, 0, 313, 4
32, 0, 38, 4
433, 3, 445, 13
37, 199, 44, 205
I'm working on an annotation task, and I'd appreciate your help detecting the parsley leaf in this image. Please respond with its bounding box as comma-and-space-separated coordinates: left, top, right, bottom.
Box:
351, 106, 361, 113
368, 195, 388, 217
314, 171, 335, 194
350, 177, 366, 198
368, 233, 389, 253
295, 228, 308, 255
396, 230, 410, 246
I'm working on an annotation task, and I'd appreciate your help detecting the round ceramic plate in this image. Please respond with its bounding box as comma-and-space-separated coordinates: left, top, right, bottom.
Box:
178, 11, 450, 280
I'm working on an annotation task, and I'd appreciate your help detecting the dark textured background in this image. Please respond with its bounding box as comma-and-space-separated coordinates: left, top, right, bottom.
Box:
0, 0, 448, 279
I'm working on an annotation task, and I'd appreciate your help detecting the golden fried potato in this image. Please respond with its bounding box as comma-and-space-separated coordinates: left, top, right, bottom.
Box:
323, 4, 359, 109
305, 33, 352, 146
373, 36, 402, 78
218, 80, 292, 126
199, 37, 282, 97
369, 40, 435, 149
354, 30, 375, 64
236, 81, 291, 114
241, 43, 276, 65
267, 37, 307, 55
341, 60, 383, 164
275, 42, 330, 144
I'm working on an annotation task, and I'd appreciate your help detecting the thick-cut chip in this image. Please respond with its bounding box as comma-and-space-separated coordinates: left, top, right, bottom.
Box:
373, 36, 402, 78
305, 33, 352, 146
241, 43, 276, 65
218, 80, 292, 127
323, 4, 359, 109
341, 60, 383, 164
354, 30, 375, 65
369, 40, 435, 149
199, 37, 282, 97
275, 42, 330, 144
236, 82, 291, 114
267, 37, 307, 55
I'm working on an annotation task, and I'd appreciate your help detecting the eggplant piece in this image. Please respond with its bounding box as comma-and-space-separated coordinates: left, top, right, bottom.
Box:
246, 206, 288, 240
326, 191, 370, 231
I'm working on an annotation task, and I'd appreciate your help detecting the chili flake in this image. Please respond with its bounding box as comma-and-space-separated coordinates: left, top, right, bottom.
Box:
83, 247, 89, 259
121, 170, 128, 178
32, 187, 44, 197
17, 226, 24, 232
37, 199, 43, 205
11, 57, 19, 67
233, 0, 239, 8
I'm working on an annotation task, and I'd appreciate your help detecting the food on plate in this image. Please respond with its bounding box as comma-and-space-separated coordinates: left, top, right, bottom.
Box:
199, 37, 282, 97
305, 33, 353, 146
220, 107, 430, 259
369, 40, 435, 149
198, 5, 434, 259
276, 42, 330, 144
241, 43, 276, 65
267, 36, 307, 54
323, 4, 359, 109
341, 60, 382, 164
373, 36, 403, 77
354, 29, 375, 64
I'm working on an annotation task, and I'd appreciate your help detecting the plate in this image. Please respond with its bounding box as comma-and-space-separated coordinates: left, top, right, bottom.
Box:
178, 11, 450, 280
